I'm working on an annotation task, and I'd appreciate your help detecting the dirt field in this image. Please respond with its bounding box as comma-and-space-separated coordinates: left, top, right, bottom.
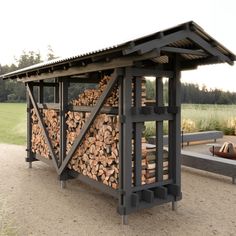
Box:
1, 142, 236, 236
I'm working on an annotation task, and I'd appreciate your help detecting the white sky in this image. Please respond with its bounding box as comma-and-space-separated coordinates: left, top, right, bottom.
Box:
0, 0, 236, 91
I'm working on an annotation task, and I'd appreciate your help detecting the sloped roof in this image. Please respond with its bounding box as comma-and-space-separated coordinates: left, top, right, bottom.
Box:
1, 21, 235, 81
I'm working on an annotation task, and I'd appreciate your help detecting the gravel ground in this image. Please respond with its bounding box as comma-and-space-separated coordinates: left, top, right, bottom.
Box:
0, 140, 236, 236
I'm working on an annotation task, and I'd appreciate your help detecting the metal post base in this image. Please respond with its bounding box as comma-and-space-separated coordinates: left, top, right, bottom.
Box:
29, 162, 32, 168
172, 201, 177, 211
60, 180, 66, 189
122, 215, 128, 225
232, 176, 236, 184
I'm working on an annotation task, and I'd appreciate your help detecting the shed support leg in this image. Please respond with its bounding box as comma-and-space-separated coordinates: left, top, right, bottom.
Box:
122, 215, 128, 225
60, 180, 66, 189
172, 201, 177, 211
232, 176, 236, 184
29, 162, 32, 168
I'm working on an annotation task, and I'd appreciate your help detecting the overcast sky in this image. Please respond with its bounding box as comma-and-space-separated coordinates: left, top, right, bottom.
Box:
1, 0, 235, 91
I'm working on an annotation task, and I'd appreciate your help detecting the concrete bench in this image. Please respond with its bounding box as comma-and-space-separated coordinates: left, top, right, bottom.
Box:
148, 131, 223, 146
181, 150, 236, 184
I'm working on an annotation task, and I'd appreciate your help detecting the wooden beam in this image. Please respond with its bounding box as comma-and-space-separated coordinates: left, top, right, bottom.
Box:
123, 30, 190, 55
31, 82, 58, 87
188, 32, 233, 65
59, 79, 68, 166
161, 47, 208, 56
133, 77, 142, 187
156, 77, 164, 182
37, 103, 118, 114
126, 67, 174, 77
26, 84, 59, 173
18, 50, 160, 83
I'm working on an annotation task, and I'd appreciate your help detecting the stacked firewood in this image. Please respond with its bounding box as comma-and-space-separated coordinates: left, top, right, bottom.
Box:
67, 113, 120, 189
145, 148, 169, 183
71, 76, 119, 107
31, 75, 169, 189
66, 76, 120, 188
31, 109, 59, 158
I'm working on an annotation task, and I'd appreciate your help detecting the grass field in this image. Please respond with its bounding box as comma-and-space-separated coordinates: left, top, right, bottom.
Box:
182, 104, 236, 134
0, 103, 236, 145
0, 103, 26, 145
145, 104, 236, 137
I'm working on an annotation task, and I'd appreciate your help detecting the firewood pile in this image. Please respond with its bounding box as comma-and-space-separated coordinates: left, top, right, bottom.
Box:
31, 75, 169, 189
32, 109, 59, 157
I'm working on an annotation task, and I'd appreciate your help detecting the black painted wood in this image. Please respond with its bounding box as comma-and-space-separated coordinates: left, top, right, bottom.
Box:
59, 79, 68, 167
26, 83, 35, 162
133, 77, 142, 187
156, 77, 164, 182
121, 70, 133, 215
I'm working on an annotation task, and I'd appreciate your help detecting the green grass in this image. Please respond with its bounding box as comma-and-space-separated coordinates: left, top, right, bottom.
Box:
0, 103, 26, 145
0, 103, 236, 144
182, 104, 236, 134
144, 104, 236, 137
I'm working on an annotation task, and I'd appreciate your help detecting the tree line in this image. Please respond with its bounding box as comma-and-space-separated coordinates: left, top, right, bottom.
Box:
0, 50, 236, 104
146, 80, 236, 104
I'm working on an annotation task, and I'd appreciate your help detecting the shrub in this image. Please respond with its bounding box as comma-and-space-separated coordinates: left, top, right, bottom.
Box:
181, 119, 196, 133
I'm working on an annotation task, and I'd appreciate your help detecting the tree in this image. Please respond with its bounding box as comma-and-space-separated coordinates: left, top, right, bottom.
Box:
47, 45, 57, 61
16, 50, 41, 69
1, 51, 43, 102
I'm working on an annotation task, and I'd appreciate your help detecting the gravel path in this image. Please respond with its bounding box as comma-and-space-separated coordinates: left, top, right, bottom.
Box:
0, 141, 236, 236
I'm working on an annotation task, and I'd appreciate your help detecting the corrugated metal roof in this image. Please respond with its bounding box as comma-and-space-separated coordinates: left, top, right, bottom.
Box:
1, 21, 235, 80
5, 44, 122, 75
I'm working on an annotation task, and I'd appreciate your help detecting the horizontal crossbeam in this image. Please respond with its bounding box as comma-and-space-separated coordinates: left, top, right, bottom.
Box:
161, 46, 208, 56
37, 103, 118, 115
126, 67, 174, 78
19, 51, 159, 82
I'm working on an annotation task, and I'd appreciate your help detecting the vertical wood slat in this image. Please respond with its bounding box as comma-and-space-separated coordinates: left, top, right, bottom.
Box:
26, 82, 34, 161
54, 78, 59, 103
122, 70, 133, 213
168, 56, 181, 186
38, 80, 44, 103
156, 77, 164, 182
174, 57, 181, 187
59, 79, 68, 167
133, 77, 142, 187
118, 75, 124, 208
26, 84, 59, 172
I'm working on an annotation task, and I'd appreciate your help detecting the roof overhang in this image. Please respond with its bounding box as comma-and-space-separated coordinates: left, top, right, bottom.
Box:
1, 21, 235, 82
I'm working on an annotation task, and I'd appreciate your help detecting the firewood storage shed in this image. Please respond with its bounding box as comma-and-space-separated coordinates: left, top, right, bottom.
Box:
2, 21, 235, 224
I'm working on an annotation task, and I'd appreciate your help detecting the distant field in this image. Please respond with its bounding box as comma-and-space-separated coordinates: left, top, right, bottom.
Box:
182, 104, 236, 134
0, 103, 236, 145
145, 104, 236, 137
0, 103, 26, 145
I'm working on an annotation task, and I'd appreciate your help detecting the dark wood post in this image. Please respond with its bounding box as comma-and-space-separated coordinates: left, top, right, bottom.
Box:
26, 82, 35, 167
133, 77, 142, 187
156, 77, 164, 182
59, 78, 69, 186
119, 68, 133, 224
168, 56, 181, 209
